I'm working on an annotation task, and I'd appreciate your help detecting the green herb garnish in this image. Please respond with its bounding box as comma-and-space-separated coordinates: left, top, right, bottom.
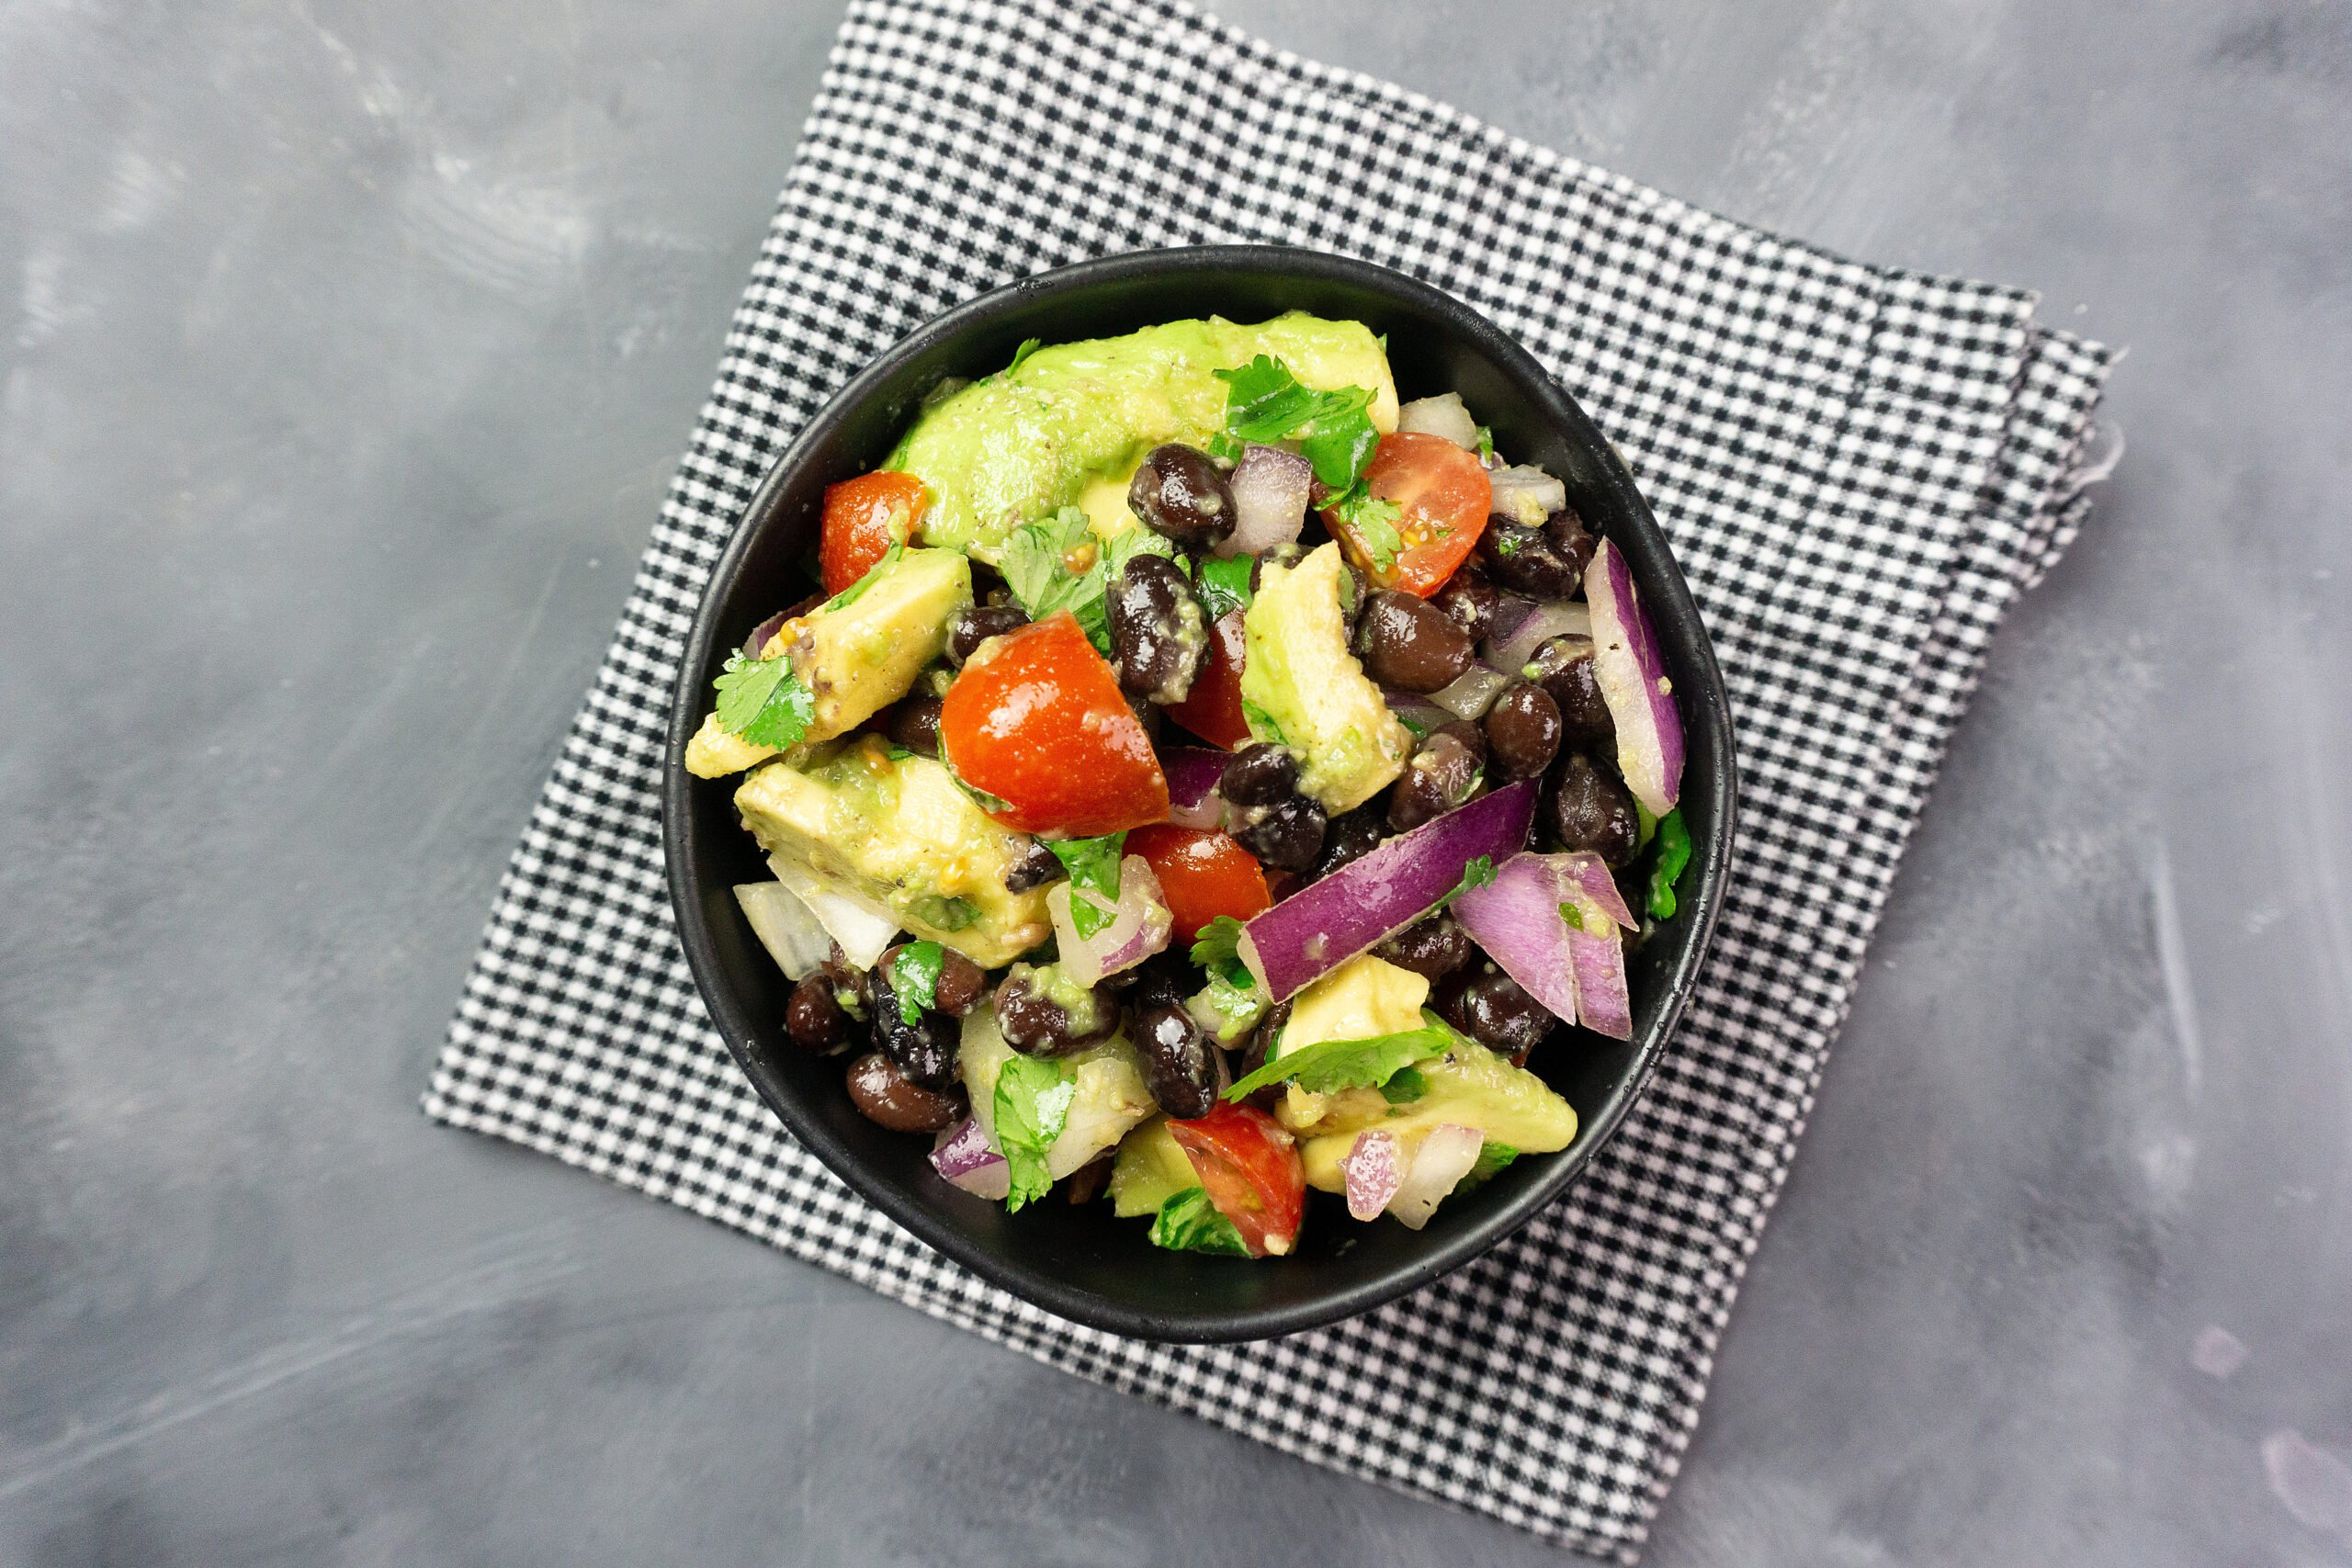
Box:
1453, 1140, 1518, 1196
823, 540, 903, 611
1329, 486, 1405, 571
1190, 915, 1254, 990
1193, 552, 1255, 623
1005, 336, 1043, 373
998, 507, 1172, 656
911, 895, 979, 932
1239, 696, 1291, 748
712, 653, 818, 750
1049, 833, 1126, 940
1210, 355, 1382, 491
888, 941, 945, 1023
1443, 855, 1498, 906
1378, 1066, 1429, 1105
1645, 808, 1692, 919
1148, 1187, 1252, 1256
994, 1055, 1077, 1213
1474, 424, 1495, 462
1224, 1010, 1466, 1101
1558, 900, 1586, 931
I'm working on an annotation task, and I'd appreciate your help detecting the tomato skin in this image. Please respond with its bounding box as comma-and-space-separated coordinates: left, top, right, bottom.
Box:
1325, 432, 1493, 597
1125, 825, 1271, 944
820, 470, 927, 595
1168, 1103, 1306, 1258
938, 613, 1170, 837
1164, 608, 1250, 750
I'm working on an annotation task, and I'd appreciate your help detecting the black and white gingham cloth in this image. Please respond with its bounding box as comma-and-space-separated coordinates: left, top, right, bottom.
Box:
424, 1, 2113, 1557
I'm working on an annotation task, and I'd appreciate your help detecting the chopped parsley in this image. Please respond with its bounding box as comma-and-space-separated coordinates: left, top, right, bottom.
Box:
1453, 1140, 1519, 1196
1558, 900, 1586, 932
1224, 1010, 1466, 1101
711, 652, 818, 750
994, 1055, 1077, 1213
1378, 1066, 1429, 1105
1645, 808, 1693, 919
1049, 833, 1126, 940
887, 941, 945, 1023
1443, 855, 1498, 906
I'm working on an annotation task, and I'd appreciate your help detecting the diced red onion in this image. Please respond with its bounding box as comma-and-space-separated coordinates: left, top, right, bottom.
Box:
1396, 392, 1479, 449
1340, 1129, 1405, 1221
1385, 1124, 1485, 1229
1449, 853, 1583, 1025
1049, 855, 1172, 987
1428, 662, 1510, 721
731, 881, 832, 982
930, 1118, 1011, 1200
1485, 599, 1592, 674
1159, 747, 1228, 830
1220, 444, 1313, 558
1487, 465, 1567, 527
1238, 780, 1537, 1001
1583, 539, 1685, 817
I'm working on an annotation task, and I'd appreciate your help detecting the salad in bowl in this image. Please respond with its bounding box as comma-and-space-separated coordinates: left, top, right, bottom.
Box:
683, 310, 1692, 1262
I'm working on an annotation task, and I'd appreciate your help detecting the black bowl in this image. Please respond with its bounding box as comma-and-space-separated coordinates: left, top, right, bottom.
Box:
663, 246, 1736, 1343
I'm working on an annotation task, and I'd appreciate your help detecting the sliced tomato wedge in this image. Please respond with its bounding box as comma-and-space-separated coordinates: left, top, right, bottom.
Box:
1168, 1103, 1306, 1258
820, 470, 927, 595
1325, 432, 1493, 597
1164, 608, 1249, 750
1125, 824, 1271, 945
938, 612, 1170, 837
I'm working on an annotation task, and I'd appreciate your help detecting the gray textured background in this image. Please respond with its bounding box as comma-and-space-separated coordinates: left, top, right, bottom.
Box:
5, 0, 2349, 1562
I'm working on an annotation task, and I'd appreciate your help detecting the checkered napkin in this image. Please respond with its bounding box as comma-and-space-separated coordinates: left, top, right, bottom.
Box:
424, 0, 2112, 1556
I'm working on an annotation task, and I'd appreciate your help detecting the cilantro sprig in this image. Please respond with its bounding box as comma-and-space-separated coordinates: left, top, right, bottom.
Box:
1224, 1010, 1468, 1101
1193, 552, 1254, 623
994, 1055, 1076, 1213
1148, 1188, 1251, 1256
1048, 833, 1127, 940
1208, 355, 1382, 492
1442, 855, 1498, 907
888, 941, 945, 1024
712, 652, 818, 750
998, 508, 1173, 656
1190, 915, 1254, 990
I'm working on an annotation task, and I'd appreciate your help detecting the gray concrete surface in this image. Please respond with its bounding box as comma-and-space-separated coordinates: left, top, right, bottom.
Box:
4, 0, 2348, 1562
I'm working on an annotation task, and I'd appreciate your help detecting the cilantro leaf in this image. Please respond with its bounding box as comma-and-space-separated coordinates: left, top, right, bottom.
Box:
999, 508, 1097, 620
1224, 1010, 1464, 1101
1443, 855, 1498, 906
1378, 1066, 1429, 1104
1189, 915, 1253, 990
1474, 424, 1495, 462
1295, 384, 1379, 490
823, 539, 903, 611
1329, 486, 1405, 572
1049, 833, 1126, 940
1239, 696, 1291, 748
994, 1055, 1076, 1212
1193, 553, 1255, 623
1211, 355, 1382, 493
1187, 971, 1265, 1043
712, 653, 817, 750
911, 894, 979, 932
1148, 1187, 1251, 1256
1453, 1140, 1519, 1196
1214, 355, 1324, 442
1558, 900, 1586, 931
888, 941, 945, 1024
1005, 336, 1043, 373
1646, 808, 1693, 919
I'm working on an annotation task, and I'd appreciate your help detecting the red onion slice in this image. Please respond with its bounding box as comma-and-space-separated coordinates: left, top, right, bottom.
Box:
1396, 393, 1478, 449
1238, 780, 1538, 1001
931, 1118, 1011, 1200
1049, 855, 1173, 986
1484, 599, 1592, 674
1555, 852, 1637, 928
1159, 746, 1228, 830
1555, 858, 1634, 1039
1385, 1124, 1485, 1229
1220, 444, 1313, 558
1583, 539, 1685, 817
1339, 1129, 1405, 1220
1449, 853, 1582, 1024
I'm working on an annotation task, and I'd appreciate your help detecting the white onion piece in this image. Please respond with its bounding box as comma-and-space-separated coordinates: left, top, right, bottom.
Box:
1488, 465, 1567, 527
766, 853, 899, 970
1340, 1130, 1406, 1221
1583, 538, 1685, 817
1396, 392, 1479, 449
1485, 599, 1591, 673
731, 881, 832, 982
1385, 1124, 1486, 1229
1429, 663, 1510, 721
930, 1118, 1011, 1201
1220, 444, 1313, 558
1048, 855, 1172, 987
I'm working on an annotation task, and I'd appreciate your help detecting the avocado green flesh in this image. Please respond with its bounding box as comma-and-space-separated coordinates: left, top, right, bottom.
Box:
731, 739, 1049, 967
1240, 543, 1412, 813
1108, 1118, 1198, 1218
888, 313, 1398, 561
1295, 1041, 1577, 1193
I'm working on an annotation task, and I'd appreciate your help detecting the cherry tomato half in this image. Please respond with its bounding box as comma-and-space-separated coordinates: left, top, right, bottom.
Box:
820, 470, 927, 596
1163, 607, 1249, 750
1125, 824, 1271, 945
1168, 1103, 1306, 1258
938, 612, 1170, 838
1325, 432, 1493, 597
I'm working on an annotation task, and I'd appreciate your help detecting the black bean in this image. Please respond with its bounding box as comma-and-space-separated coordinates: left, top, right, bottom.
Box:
1310, 805, 1385, 883
1526, 636, 1613, 746
1107, 553, 1206, 704
1235, 999, 1294, 1109
994, 966, 1119, 1057
1248, 541, 1306, 595
1128, 443, 1236, 549
1132, 1001, 1221, 1120
1544, 507, 1598, 584
1374, 913, 1475, 980
1485, 682, 1563, 779
1430, 565, 1499, 644
784, 974, 851, 1052
866, 963, 959, 1089
1119, 953, 1193, 1011
1356, 590, 1476, 694
947, 602, 1030, 666
1477, 519, 1582, 599
1004, 837, 1060, 893
820, 944, 871, 1018
1218, 743, 1298, 807
1546, 751, 1641, 867
885, 694, 943, 758
931, 949, 989, 1017
844, 1051, 966, 1134
1435, 967, 1555, 1062
1231, 794, 1327, 873
1387, 727, 1485, 832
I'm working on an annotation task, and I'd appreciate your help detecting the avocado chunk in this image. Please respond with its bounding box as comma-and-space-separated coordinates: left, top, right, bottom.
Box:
685, 547, 971, 778
960, 1010, 1156, 1180
1108, 1117, 1198, 1218
1268, 953, 1431, 1131
1292, 1039, 1578, 1194
731, 736, 1048, 967
1239, 543, 1412, 813
888, 313, 1397, 561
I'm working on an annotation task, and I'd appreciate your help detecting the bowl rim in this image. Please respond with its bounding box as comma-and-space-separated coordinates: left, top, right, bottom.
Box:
662, 243, 1738, 1342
